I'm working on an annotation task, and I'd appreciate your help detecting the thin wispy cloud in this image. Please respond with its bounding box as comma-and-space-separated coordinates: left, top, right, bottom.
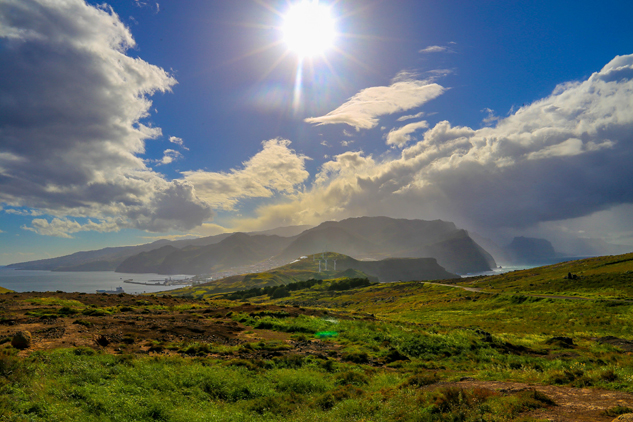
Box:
169, 136, 189, 150
305, 74, 444, 130
397, 111, 425, 122
419, 45, 447, 53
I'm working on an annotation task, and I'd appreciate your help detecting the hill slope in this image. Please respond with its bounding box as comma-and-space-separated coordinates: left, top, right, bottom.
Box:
116, 233, 294, 275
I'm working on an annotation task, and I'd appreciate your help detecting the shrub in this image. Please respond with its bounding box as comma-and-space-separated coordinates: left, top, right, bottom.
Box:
249, 393, 301, 416
73, 347, 96, 356
341, 351, 369, 364
400, 372, 439, 388
335, 370, 369, 386
72, 319, 93, 328
315, 385, 363, 410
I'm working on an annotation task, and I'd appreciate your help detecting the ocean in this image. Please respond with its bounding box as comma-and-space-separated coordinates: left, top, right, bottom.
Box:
0, 267, 188, 295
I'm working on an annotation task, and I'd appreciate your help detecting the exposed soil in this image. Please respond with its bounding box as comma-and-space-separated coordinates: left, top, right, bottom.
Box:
1, 292, 632, 420
423, 380, 633, 422
0, 292, 350, 358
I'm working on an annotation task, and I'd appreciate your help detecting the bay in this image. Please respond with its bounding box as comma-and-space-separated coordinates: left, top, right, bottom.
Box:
0, 267, 188, 295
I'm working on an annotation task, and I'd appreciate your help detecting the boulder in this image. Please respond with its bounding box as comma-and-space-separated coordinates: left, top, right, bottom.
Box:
11, 330, 32, 349
613, 414, 633, 421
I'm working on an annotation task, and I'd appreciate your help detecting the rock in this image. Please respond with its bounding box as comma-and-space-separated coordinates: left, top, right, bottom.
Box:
613, 414, 633, 421
95, 334, 110, 347
11, 330, 32, 349
597, 336, 633, 352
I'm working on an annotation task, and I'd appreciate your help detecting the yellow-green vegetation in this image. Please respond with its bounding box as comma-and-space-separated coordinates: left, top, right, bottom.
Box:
0, 286, 12, 294
2, 253, 633, 420
23, 297, 84, 307
458, 252, 633, 299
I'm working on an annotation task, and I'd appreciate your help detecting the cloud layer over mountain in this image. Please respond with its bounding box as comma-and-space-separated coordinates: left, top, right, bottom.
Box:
237, 55, 633, 235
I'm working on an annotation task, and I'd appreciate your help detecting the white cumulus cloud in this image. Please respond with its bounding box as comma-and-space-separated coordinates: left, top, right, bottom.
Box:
182, 139, 310, 211
238, 54, 633, 235
0, 0, 214, 237
385, 121, 429, 148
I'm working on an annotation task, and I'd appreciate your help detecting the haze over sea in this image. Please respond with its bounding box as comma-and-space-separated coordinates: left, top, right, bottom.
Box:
0, 267, 187, 295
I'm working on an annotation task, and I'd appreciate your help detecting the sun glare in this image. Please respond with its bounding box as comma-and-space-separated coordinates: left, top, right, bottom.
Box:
282, 1, 336, 58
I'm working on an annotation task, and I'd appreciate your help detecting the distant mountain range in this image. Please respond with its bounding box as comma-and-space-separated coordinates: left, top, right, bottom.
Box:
8, 217, 497, 275
5, 226, 309, 272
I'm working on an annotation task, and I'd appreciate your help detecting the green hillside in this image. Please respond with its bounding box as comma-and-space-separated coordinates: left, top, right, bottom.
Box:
0, 285, 12, 293
455, 252, 633, 299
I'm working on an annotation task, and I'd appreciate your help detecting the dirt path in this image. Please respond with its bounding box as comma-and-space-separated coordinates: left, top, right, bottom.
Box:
432, 380, 633, 422
423, 282, 628, 302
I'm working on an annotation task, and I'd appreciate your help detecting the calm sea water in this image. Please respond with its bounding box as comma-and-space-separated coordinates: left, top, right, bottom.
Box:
461, 256, 594, 277
0, 267, 188, 295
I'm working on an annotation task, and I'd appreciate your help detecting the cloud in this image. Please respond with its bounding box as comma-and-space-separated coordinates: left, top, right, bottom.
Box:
385, 121, 429, 148
169, 136, 189, 150
240, 54, 633, 236
419, 45, 447, 53
182, 139, 310, 210
22, 217, 123, 238
397, 111, 425, 122
304, 74, 445, 130
481, 108, 500, 125
341, 140, 354, 147
157, 149, 183, 165
0, 0, 214, 235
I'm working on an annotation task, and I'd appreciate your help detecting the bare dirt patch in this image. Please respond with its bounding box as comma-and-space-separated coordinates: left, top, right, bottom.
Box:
423, 380, 633, 422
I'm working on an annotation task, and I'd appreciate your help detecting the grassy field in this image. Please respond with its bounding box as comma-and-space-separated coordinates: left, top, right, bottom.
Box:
1, 253, 633, 421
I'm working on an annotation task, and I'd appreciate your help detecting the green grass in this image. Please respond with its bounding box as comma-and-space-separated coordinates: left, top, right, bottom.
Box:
458, 253, 633, 299
0, 347, 560, 421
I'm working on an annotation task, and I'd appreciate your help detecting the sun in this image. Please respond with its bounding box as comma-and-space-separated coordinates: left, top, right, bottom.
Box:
282, 1, 336, 58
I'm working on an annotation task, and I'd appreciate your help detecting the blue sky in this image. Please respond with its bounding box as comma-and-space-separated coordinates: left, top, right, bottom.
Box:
1, 0, 633, 265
